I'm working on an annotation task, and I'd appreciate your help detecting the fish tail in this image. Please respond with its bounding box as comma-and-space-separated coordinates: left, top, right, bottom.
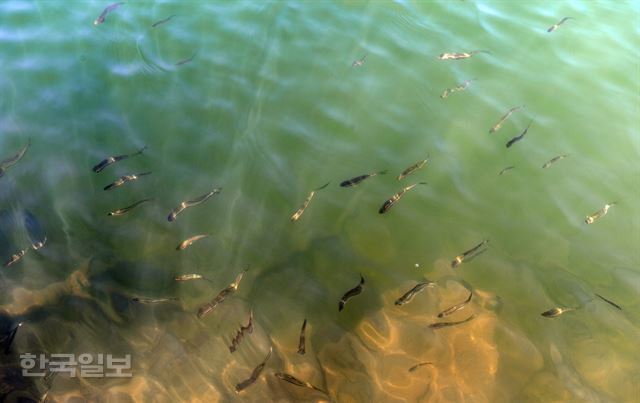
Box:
378, 170, 388, 175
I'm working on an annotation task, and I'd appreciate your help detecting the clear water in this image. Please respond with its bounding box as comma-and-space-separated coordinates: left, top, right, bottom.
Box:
1, 1, 639, 402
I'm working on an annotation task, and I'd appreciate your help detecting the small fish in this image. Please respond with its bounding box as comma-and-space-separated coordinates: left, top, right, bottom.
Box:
408, 362, 433, 372
394, 281, 435, 306
175, 51, 198, 66
174, 273, 213, 282
428, 314, 476, 329
275, 372, 328, 394
131, 297, 179, 304
24, 210, 47, 250
441, 79, 475, 99
176, 234, 210, 251
197, 269, 246, 319
297, 318, 307, 355
438, 50, 490, 60
541, 306, 579, 318
107, 198, 152, 216
398, 156, 429, 180
585, 202, 616, 224
229, 311, 254, 353
94, 2, 125, 26
1, 322, 23, 354
437, 291, 473, 318
0, 140, 30, 178
506, 119, 534, 148
352, 53, 368, 67
152, 14, 176, 28
103, 172, 151, 191
340, 171, 387, 187
499, 166, 515, 175
379, 182, 427, 214
291, 182, 330, 222
451, 239, 489, 268
594, 293, 622, 310
235, 347, 272, 393
489, 105, 525, 133
547, 17, 574, 33
542, 154, 569, 169
168, 187, 222, 222
4, 249, 27, 268
92, 146, 147, 173
339, 275, 365, 312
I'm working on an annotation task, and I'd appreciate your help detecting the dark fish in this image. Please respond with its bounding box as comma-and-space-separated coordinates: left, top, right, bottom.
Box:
197, 269, 246, 319
92, 146, 147, 173
229, 311, 254, 353
428, 314, 476, 329
451, 239, 489, 268
107, 198, 152, 216
438, 50, 490, 60
23, 210, 46, 250
235, 347, 272, 393
339, 275, 365, 312
4, 248, 27, 268
594, 293, 622, 310
103, 172, 151, 191
297, 318, 307, 355
379, 182, 427, 214
499, 166, 515, 175
1, 322, 23, 354
168, 187, 222, 222
175, 51, 198, 66
94, 2, 125, 26
352, 53, 368, 67
506, 119, 534, 148
398, 156, 429, 180
542, 154, 569, 169
408, 362, 433, 372
547, 17, 574, 33
585, 202, 616, 224
437, 291, 473, 318
490, 106, 524, 133
275, 372, 328, 394
541, 306, 578, 318
394, 281, 435, 306
176, 234, 209, 251
441, 78, 475, 99
131, 297, 179, 304
0, 140, 30, 178
340, 171, 386, 187
152, 14, 176, 28
291, 182, 330, 222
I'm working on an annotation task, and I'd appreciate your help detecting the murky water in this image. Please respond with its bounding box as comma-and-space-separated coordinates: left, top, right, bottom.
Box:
1, 1, 639, 402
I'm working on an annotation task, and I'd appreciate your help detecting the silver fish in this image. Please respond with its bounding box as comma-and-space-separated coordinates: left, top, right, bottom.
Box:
379, 182, 427, 214
451, 239, 488, 268
437, 291, 472, 318
394, 281, 435, 306
174, 273, 213, 282
235, 347, 272, 393
297, 318, 307, 355
398, 156, 429, 180
585, 202, 616, 224
542, 154, 569, 169
93, 146, 146, 173
4, 248, 28, 268
339, 275, 365, 312
0, 140, 30, 178
489, 105, 524, 133
352, 53, 368, 67
541, 306, 579, 318
103, 172, 151, 191
438, 50, 490, 60
291, 182, 330, 222
168, 187, 222, 222
131, 297, 179, 304
547, 17, 574, 33
275, 372, 328, 394
107, 198, 152, 216
499, 166, 515, 175
94, 2, 125, 26
229, 311, 254, 353
428, 314, 476, 329
197, 269, 246, 319
176, 234, 210, 251
441, 79, 475, 99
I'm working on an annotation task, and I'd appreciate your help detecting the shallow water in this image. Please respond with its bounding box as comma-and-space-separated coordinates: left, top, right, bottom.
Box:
0, 1, 639, 402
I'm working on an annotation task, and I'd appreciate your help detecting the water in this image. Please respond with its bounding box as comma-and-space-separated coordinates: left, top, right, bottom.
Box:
1, 1, 639, 402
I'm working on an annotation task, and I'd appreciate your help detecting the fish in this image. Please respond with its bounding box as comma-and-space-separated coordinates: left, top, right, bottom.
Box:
1, 322, 23, 354
398, 156, 429, 180
197, 269, 246, 319
229, 311, 254, 353
92, 146, 147, 173
547, 17, 574, 33
506, 119, 534, 148
438, 50, 490, 60
394, 281, 435, 306
23, 210, 47, 250
131, 297, 179, 304
541, 306, 579, 318
441, 78, 475, 99
107, 198, 152, 216
428, 314, 477, 329
152, 14, 176, 28
235, 347, 272, 393
103, 172, 152, 191
175, 51, 198, 66
585, 202, 616, 224
408, 362, 433, 372
489, 105, 525, 133
291, 182, 330, 222
499, 166, 515, 175
176, 234, 210, 251
274, 372, 328, 394
340, 171, 386, 187
297, 318, 307, 355
0, 140, 30, 178
437, 291, 473, 318
352, 53, 368, 67
174, 273, 213, 282
94, 2, 125, 26
542, 154, 569, 169
339, 275, 365, 312
378, 182, 427, 214
168, 187, 222, 222
451, 239, 489, 268
4, 248, 28, 268
594, 293, 622, 310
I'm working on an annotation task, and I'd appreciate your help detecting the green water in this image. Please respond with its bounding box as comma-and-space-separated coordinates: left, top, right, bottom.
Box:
1, 1, 639, 402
